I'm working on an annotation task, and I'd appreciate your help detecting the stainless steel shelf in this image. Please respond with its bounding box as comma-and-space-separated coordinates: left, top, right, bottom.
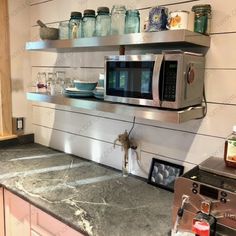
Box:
25, 30, 210, 51
27, 92, 205, 123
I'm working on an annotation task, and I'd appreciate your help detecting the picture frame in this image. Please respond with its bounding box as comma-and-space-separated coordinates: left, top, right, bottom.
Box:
147, 158, 184, 192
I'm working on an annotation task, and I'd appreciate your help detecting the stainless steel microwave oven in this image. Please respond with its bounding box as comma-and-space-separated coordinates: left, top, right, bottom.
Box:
104, 51, 205, 109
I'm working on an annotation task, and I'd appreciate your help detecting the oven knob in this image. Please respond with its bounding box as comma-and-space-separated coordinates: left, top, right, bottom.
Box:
221, 191, 227, 197
220, 198, 227, 203
193, 183, 198, 188
192, 189, 198, 194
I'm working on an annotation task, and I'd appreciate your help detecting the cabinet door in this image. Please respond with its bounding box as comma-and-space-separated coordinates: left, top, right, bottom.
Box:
0, 188, 4, 236
4, 189, 31, 236
31, 205, 84, 236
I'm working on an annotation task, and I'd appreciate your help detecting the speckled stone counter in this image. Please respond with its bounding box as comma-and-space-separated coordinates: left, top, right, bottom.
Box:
0, 143, 173, 236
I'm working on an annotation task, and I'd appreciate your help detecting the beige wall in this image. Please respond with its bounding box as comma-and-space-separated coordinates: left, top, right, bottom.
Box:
25, 0, 236, 178
8, 0, 32, 133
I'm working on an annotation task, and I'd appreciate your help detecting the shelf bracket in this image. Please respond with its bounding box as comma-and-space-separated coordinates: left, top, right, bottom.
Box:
119, 45, 125, 55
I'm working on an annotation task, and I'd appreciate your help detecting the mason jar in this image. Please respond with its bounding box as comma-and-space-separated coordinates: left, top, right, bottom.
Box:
111, 5, 126, 35
69, 11, 82, 39
192, 4, 212, 35
82, 9, 96, 38
95, 7, 111, 37
59, 21, 69, 39
125, 10, 140, 34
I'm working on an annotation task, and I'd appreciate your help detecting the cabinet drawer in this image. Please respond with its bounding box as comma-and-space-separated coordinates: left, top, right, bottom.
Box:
31, 205, 83, 236
4, 189, 31, 236
0, 188, 4, 236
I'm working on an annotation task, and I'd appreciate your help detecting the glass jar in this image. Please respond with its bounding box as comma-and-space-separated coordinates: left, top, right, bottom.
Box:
82, 9, 96, 38
224, 126, 236, 168
111, 5, 126, 35
192, 4, 212, 35
69, 12, 82, 39
125, 10, 140, 34
36, 72, 47, 92
46, 72, 56, 95
95, 7, 111, 37
59, 21, 69, 40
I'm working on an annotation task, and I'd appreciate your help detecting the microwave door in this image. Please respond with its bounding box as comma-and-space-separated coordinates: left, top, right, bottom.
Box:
152, 54, 164, 107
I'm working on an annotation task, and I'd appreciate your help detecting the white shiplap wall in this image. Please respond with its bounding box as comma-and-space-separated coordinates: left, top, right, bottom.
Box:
27, 0, 236, 178
8, 0, 32, 133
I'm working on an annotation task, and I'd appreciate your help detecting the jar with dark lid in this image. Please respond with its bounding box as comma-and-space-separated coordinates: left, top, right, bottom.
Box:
192, 4, 212, 35
95, 7, 111, 36
224, 126, 236, 168
125, 10, 140, 34
69, 11, 82, 39
82, 9, 96, 38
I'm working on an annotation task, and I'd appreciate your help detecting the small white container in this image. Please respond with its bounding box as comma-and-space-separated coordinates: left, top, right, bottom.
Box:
169, 10, 189, 30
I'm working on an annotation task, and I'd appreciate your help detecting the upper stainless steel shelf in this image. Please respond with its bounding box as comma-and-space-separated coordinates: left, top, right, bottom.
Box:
25, 30, 210, 51
27, 92, 205, 123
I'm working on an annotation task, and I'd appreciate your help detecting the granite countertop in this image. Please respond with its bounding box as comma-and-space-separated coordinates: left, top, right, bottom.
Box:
0, 142, 173, 236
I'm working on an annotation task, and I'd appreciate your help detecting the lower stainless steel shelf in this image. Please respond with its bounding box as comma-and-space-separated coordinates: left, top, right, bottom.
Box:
27, 92, 205, 123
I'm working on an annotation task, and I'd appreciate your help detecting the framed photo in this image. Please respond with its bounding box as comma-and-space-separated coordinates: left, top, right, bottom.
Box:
147, 158, 184, 192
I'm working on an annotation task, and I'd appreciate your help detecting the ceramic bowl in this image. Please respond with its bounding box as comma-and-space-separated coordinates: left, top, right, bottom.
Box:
74, 80, 97, 91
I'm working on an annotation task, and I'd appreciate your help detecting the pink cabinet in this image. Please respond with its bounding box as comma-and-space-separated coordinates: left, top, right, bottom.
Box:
3, 189, 84, 236
4, 189, 31, 236
31, 205, 84, 236
0, 188, 5, 236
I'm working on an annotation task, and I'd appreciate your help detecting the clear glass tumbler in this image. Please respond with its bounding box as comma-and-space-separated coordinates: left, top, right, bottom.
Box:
59, 21, 69, 39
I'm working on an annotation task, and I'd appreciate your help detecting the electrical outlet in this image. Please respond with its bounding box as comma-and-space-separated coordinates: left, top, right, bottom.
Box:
16, 117, 24, 130
12, 117, 24, 135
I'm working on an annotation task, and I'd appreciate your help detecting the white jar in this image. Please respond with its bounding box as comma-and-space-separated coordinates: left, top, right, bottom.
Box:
168, 10, 189, 30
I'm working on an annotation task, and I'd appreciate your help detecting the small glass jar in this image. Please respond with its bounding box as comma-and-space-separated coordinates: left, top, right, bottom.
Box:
59, 21, 69, 40
55, 71, 65, 94
82, 9, 96, 38
36, 72, 47, 92
111, 5, 126, 35
69, 11, 82, 39
192, 4, 212, 35
125, 10, 140, 34
46, 72, 56, 95
95, 7, 111, 37
224, 126, 236, 168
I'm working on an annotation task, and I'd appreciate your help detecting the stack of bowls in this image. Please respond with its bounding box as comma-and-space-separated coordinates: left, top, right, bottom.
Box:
64, 80, 97, 97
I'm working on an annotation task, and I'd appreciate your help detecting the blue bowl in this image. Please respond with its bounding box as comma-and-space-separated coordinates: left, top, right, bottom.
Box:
74, 80, 97, 91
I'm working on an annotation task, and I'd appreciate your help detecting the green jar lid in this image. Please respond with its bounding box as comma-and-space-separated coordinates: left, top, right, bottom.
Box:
125, 9, 140, 16
192, 4, 211, 13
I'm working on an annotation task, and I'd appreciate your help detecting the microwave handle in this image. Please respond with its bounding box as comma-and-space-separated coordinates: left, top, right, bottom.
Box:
152, 54, 164, 106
